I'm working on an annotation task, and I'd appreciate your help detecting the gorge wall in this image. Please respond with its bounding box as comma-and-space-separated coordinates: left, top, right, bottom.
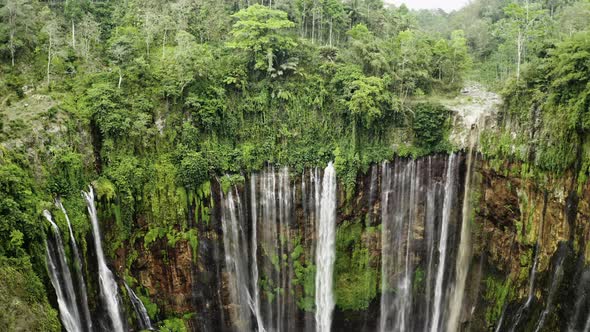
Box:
72, 151, 590, 332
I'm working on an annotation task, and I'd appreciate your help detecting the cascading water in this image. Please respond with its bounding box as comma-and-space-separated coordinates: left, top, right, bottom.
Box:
380, 155, 463, 332
568, 269, 590, 331
534, 246, 567, 332
423, 156, 442, 332
258, 166, 297, 332
430, 154, 459, 332
82, 187, 125, 332
56, 199, 92, 331
315, 162, 337, 332
507, 193, 547, 332
379, 159, 419, 332
447, 137, 476, 332
124, 281, 154, 331
221, 167, 316, 332
250, 174, 265, 332
218, 158, 473, 332
43, 210, 84, 332
302, 167, 323, 332
220, 187, 252, 331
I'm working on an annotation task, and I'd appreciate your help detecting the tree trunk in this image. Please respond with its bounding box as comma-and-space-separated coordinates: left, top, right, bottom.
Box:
72, 19, 76, 50
118, 67, 123, 89
312, 6, 315, 43
10, 32, 15, 66
516, 29, 522, 81
47, 35, 52, 86
162, 29, 167, 60
329, 19, 333, 47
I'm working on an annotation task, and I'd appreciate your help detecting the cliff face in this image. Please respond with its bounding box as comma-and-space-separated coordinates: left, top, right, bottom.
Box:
108, 155, 589, 332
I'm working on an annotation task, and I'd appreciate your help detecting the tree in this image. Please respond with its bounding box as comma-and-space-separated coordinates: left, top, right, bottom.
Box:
501, 2, 547, 80
77, 14, 100, 61
40, 8, 65, 86
64, 0, 86, 50
108, 26, 141, 88
332, 64, 395, 143
157, 30, 213, 98
190, 0, 230, 43
448, 30, 471, 85
227, 4, 297, 74
345, 24, 389, 76
413, 103, 450, 151
393, 29, 432, 100
0, 0, 34, 66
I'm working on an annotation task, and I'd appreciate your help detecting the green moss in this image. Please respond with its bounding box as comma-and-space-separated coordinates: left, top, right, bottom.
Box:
334, 220, 378, 311
94, 177, 117, 202
159, 317, 188, 332
182, 229, 199, 262
483, 277, 513, 327
139, 294, 159, 321
290, 235, 315, 311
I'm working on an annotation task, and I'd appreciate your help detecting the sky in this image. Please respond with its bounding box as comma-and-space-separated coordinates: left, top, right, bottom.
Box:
385, 0, 471, 12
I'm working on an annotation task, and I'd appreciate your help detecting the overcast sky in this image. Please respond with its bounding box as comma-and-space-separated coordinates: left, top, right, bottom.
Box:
385, 0, 471, 12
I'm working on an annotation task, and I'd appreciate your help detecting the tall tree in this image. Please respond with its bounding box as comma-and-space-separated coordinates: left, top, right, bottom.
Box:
227, 4, 296, 74
78, 14, 100, 61
108, 27, 141, 88
0, 0, 34, 66
64, 0, 86, 50
501, 1, 546, 80
40, 8, 64, 86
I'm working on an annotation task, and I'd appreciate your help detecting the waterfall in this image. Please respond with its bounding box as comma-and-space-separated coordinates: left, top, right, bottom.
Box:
447, 141, 475, 332
250, 174, 265, 332
257, 166, 296, 332
430, 154, 458, 332
568, 270, 590, 331
124, 281, 154, 331
379, 160, 393, 332
379, 159, 419, 332
315, 162, 337, 332
56, 199, 92, 331
378, 155, 463, 332
220, 187, 252, 331
509, 195, 547, 332
221, 167, 307, 332
534, 247, 567, 332
509, 242, 540, 331
303, 168, 322, 332
423, 156, 440, 332
82, 187, 125, 332
43, 210, 84, 332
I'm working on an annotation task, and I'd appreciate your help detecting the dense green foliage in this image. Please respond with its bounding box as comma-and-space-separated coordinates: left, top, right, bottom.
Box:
482, 30, 590, 176
0, 258, 61, 331
1, 0, 589, 328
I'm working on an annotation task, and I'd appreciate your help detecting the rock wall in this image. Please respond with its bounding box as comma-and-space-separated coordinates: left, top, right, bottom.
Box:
107, 155, 590, 332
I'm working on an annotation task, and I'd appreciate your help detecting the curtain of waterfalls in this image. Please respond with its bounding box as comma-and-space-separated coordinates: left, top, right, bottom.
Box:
56, 199, 93, 331
219, 164, 335, 332
380, 155, 462, 332
429, 154, 459, 332
43, 210, 84, 332
447, 139, 476, 332
83, 187, 125, 332
217, 156, 476, 332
